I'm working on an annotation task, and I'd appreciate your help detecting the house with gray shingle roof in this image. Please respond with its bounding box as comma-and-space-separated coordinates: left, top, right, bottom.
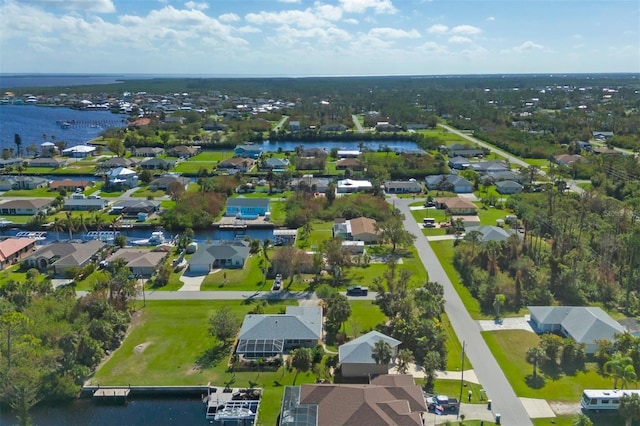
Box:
236, 306, 322, 358
528, 306, 625, 353
495, 180, 524, 194
339, 331, 401, 377
26, 240, 107, 276
464, 225, 515, 242
425, 174, 473, 193
188, 240, 250, 273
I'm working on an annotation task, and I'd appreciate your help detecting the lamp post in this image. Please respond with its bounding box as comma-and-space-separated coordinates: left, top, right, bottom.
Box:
458, 341, 466, 419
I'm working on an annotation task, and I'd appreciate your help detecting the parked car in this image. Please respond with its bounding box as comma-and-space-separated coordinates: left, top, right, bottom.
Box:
427, 395, 460, 412
273, 274, 283, 290
346, 285, 368, 296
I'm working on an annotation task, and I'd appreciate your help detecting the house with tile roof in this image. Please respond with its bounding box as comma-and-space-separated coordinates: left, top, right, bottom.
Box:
434, 197, 478, 215
280, 374, 427, 426
26, 240, 107, 275
332, 217, 379, 243
106, 248, 168, 277
0, 199, 53, 216
339, 331, 401, 377
236, 306, 322, 358
49, 179, 93, 192
528, 306, 625, 353
0, 238, 37, 269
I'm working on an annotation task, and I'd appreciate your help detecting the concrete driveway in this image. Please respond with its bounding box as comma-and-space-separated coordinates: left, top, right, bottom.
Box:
177, 270, 212, 292
478, 315, 536, 333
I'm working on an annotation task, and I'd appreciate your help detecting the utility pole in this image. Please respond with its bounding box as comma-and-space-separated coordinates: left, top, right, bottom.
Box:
458, 341, 465, 419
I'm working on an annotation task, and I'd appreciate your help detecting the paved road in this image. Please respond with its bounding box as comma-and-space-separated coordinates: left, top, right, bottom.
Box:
274, 115, 289, 132
76, 289, 378, 301
391, 196, 533, 425
352, 114, 365, 133
439, 123, 584, 195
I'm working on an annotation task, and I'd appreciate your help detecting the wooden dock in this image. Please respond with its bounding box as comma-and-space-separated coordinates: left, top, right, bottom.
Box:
93, 387, 130, 404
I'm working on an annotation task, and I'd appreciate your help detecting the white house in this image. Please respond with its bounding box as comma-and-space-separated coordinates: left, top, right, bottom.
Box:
62, 145, 96, 158
337, 179, 373, 193
106, 167, 138, 188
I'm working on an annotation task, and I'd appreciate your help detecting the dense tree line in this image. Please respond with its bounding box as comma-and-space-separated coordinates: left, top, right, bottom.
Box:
453, 189, 640, 316
0, 262, 136, 425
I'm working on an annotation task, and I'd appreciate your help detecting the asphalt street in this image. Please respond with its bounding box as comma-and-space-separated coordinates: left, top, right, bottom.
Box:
391, 196, 533, 426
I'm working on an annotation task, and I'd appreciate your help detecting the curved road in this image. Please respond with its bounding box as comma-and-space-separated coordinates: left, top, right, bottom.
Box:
439, 123, 584, 195
391, 196, 533, 425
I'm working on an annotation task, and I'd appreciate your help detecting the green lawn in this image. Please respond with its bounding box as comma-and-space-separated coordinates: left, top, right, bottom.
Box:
2, 187, 57, 197
173, 161, 217, 174
533, 414, 624, 426
346, 301, 386, 339
200, 255, 268, 291
431, 380, 485, 403
0, 215, 38, 224
297, 220, 333, 250
483, 330, 612, 401
524, 159, 550, 168
442, 313, 472, 370
89, 299, 310, 426
99, 189, 126, 198
190, 151, 233, 162
132, 187, 166, 198
431, 240, 485, 319
476, 204, 513, 226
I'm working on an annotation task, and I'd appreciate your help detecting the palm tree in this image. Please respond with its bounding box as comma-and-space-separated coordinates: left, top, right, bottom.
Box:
493, 294, 506, 320
14, 133, 22, 157
619, 393, 640, 426
372, 340, 393, 366
526, 346, 546, 379
262, 238, 271, 262
395, 348, 415, 375
605, 352, 638, 389
464, 230, 483, 258
93, 213, 104, 232
64, 211, 75, 240
77, 213, 88, 237
52, 217, 64, 241
290, 347, 312, 385
572, 413, 593, 426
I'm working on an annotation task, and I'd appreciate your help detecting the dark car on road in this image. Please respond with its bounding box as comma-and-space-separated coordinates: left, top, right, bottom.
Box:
346, 285, 368, 296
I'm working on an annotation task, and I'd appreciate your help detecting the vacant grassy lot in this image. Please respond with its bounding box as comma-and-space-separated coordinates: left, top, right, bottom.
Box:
483, 330, 611, 401
2, 187, 57, 197
346, 301, 386, 338
132, 187, 167, 198
89, 299, 309, 426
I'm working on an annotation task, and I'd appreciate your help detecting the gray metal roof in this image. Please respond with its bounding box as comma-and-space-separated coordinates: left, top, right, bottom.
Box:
339, 331, 401, 364
238, 306, 322, 343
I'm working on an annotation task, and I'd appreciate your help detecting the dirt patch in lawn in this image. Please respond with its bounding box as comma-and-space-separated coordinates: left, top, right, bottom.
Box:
134, 341, 152, 355
550, 401, 581, 416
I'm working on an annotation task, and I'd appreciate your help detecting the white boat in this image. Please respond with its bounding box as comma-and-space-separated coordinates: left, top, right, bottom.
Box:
86, 230, 120, 242
132, 231, 168, 246
0, 218, 13, 227
15, 231, 47, 240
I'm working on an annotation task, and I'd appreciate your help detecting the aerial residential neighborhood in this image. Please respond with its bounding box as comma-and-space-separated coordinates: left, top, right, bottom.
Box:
0, 71, 639, 426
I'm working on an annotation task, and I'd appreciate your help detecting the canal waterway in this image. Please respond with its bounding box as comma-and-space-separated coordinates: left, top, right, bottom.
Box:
0, 397, 207, 426
0, 104, 125, 152
260, 139, 423, 153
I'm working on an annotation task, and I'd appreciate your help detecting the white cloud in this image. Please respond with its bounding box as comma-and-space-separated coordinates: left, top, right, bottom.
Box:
451, 25, 481, 35
238, 26, 260, 34
368, 27, 420, 39
486, 16, 495, 21
246, 9, 331, 29
427, 24, 448, 35
448, 35, 471, 44
315, 3, 343, 21
418, 41, 447, 54
344, 18, 359, 24
278, 0, 301, 3
339, 0, 397, 14
267, 25, 351, 47
28, 0, 116, 13
185, 1, 208, 11
572, 34, 582, 39
219, 13, 240, 23
513, 40, 543, 53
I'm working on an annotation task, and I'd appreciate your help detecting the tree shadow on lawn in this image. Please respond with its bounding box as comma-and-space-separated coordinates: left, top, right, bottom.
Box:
540, 361, 563, 380
525, 374, 546, 389
197, 344, 231, 369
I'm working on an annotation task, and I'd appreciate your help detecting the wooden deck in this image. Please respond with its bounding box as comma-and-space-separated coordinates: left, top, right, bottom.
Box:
93, 388, 131, 399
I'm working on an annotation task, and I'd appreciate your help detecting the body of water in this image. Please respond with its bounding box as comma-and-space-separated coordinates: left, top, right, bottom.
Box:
0, 227, 274, 245
0, 74, 147, 89
0, 104, 125, 152
261, 140, 423, 153
0, 397, 207, 426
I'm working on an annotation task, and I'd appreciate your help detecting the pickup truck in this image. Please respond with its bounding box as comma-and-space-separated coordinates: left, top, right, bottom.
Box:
346, 286, 368, 296
427, 395, 460, 412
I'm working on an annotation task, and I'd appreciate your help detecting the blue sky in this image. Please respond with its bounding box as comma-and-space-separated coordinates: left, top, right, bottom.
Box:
0, 0, 638, 76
